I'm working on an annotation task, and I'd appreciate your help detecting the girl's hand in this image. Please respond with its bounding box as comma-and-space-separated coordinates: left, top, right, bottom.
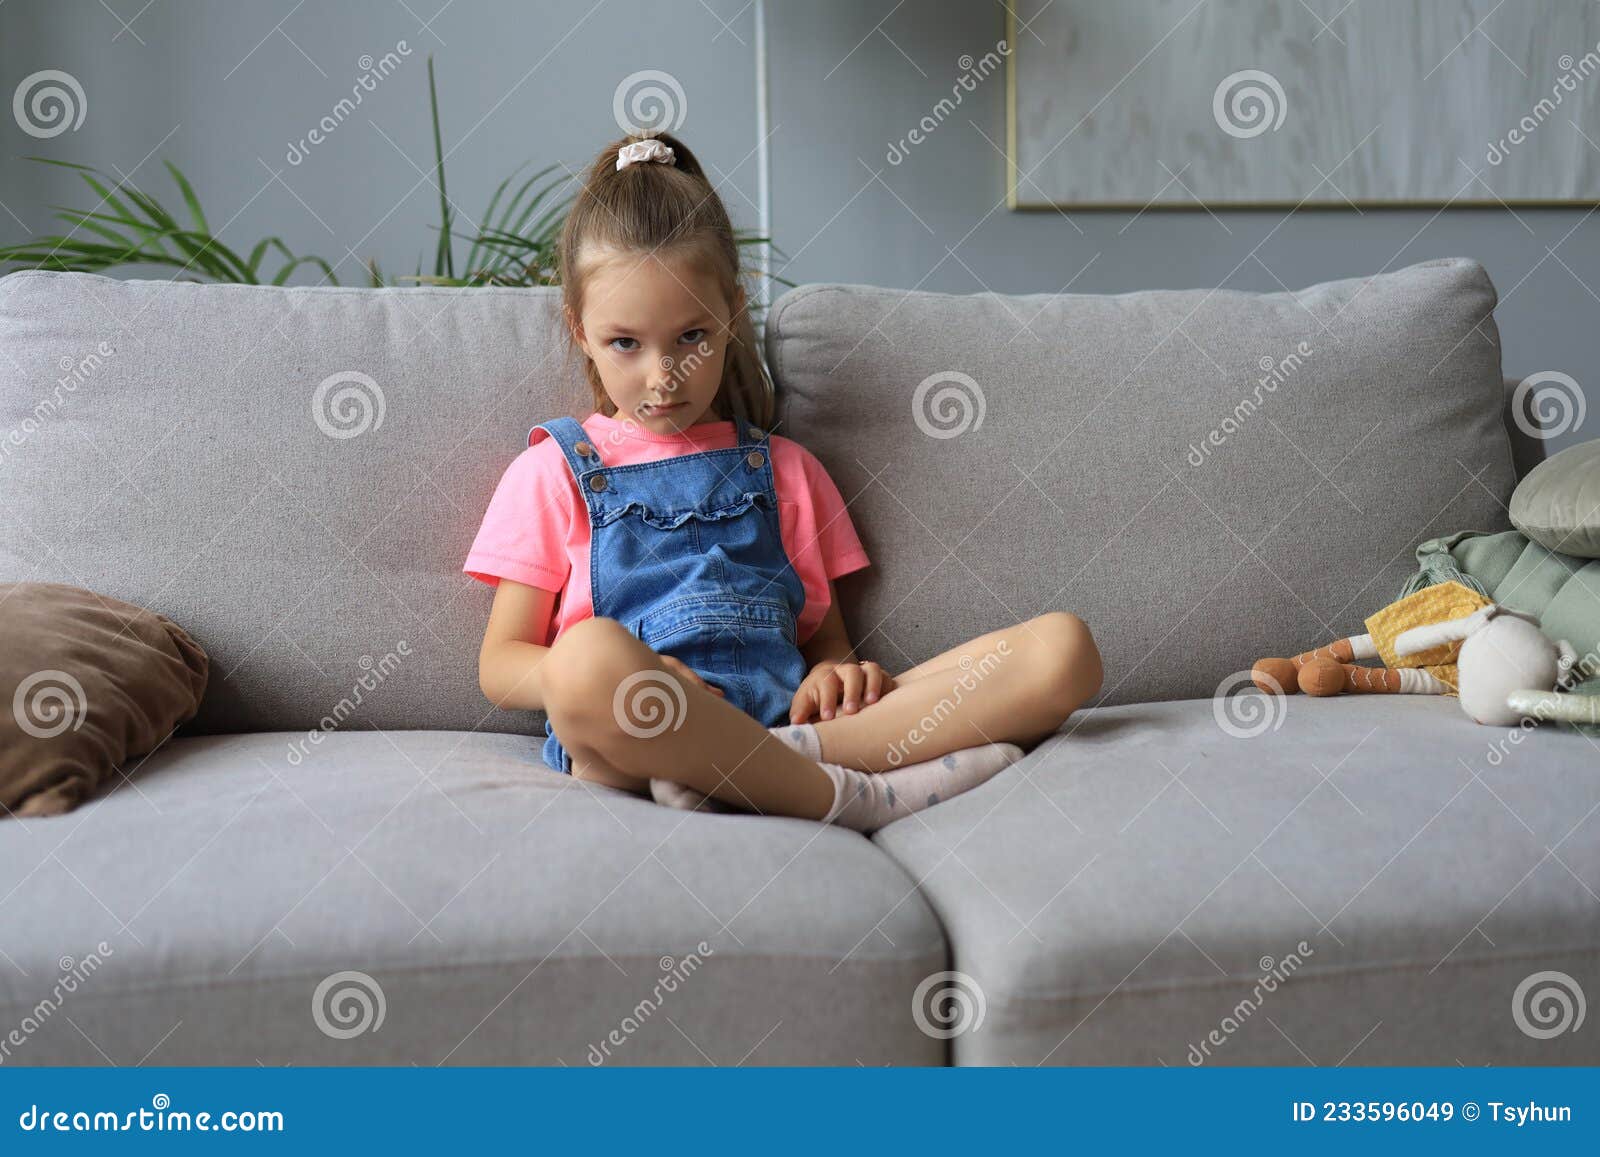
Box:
790, 660, 895, 723
658, 654, 725, 698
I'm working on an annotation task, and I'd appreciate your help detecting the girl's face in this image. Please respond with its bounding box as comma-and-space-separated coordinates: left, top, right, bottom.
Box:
571, 250, 745, 432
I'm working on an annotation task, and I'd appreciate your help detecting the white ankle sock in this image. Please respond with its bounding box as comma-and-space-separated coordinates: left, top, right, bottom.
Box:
648, 776, 741, 814
774, 723, 1026, 834
648, 722, 1026, 833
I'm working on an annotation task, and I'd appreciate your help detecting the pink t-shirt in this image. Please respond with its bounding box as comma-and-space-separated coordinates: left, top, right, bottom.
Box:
464, 412, 871, 647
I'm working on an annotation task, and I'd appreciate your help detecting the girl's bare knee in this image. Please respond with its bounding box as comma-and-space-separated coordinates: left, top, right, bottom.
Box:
1027, 612, 1103, 718
544, 617, 648, 728
547, 615, 636, 664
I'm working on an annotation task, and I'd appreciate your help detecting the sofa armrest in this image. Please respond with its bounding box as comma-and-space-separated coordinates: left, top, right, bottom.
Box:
1503, 375, 1548, 481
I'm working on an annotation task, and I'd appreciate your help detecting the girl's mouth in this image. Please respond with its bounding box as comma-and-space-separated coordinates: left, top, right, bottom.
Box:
640, 400, 685, 415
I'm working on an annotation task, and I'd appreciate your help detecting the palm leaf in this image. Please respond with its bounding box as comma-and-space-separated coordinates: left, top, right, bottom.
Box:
162, 160, 210, 235
3, 74, 790, 295
0, 156, 339, 284
426, 54, 453, 279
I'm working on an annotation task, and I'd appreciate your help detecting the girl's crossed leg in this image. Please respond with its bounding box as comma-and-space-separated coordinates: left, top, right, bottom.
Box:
545, 612, 1102, 821
811, 612, 1102, 771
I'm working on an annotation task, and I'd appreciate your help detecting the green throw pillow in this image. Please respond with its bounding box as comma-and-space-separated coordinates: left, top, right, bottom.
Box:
1510, 440, 1600, 559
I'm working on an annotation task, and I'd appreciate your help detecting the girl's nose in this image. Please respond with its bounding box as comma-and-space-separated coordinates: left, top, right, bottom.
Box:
649, 361, 678, 393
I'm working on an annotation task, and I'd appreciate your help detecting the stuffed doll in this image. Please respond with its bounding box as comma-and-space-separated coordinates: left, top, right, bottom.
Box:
1257, 436, 1600, 730
1251, 580, 1492, 700
1251, 584, 1580, 726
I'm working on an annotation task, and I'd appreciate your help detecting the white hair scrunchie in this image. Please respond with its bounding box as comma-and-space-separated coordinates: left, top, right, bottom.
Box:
616, 139, 676, 171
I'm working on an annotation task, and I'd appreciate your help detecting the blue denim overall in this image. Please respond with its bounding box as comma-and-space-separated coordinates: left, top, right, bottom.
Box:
534, 414, 810, 774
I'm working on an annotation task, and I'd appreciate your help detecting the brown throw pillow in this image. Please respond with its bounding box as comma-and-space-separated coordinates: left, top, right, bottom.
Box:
1, 582, 208, 818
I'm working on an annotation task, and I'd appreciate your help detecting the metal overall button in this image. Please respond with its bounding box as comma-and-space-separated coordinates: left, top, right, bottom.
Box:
745, 450, 765, 470
574, 440, 595, 458
588, 473, 608, 492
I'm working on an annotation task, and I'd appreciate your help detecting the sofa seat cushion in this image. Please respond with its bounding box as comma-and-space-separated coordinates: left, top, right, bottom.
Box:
871, 695, 1600, 1065
0, 731, 946, 1065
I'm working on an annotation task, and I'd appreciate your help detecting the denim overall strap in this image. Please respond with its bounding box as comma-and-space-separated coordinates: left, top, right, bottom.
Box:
533, 416, 607, 486
529, 416, 601, 777
729, 414, 777, 517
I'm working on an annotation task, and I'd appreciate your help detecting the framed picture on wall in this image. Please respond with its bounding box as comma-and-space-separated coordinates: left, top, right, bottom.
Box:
1005, 0, 1600, 209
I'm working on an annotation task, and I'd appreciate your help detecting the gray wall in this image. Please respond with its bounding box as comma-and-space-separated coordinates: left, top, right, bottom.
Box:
2, 0, 1595, 451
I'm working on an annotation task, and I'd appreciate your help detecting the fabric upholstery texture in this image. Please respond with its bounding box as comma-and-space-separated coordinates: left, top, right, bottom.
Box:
0, 271, 581, 736
2, 260, 1590, 1066
872, 694, 1600, 1065
0, 730, 945, 1065
766, 257, 1518, 707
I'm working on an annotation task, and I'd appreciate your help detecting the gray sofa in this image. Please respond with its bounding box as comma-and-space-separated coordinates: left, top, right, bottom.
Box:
1, 257, 1594, 1066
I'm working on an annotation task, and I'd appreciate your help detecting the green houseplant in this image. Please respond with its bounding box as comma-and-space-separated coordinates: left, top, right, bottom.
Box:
0, 55, 791, 309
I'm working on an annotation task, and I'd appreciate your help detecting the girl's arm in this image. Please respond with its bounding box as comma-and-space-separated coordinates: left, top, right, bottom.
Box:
793, 580, 895, 722
478, 578, 559, 711
800, 580, 858, 668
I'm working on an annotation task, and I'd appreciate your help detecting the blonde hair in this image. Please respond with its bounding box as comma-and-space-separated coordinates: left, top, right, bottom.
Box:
557, 130, 774, 428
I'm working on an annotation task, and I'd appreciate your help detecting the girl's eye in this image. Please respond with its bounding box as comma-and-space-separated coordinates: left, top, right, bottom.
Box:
607, 337, 638, 352
681, 328, 706, 344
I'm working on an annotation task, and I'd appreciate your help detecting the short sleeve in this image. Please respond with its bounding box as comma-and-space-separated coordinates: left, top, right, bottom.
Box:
462, 442, 575, 591
798, 447, 871, 579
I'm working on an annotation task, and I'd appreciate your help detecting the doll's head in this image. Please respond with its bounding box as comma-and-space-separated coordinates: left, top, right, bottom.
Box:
1396, 604, 1573, 725
557, 130, 773, 432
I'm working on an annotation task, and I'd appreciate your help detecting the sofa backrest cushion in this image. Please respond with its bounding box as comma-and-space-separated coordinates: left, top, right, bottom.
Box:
0, 271, 588, 736
765, 257, 1520, 707
0, 259, 1524, 733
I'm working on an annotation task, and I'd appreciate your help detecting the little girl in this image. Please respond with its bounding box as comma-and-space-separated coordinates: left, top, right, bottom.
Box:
465, 131, 1103, 833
